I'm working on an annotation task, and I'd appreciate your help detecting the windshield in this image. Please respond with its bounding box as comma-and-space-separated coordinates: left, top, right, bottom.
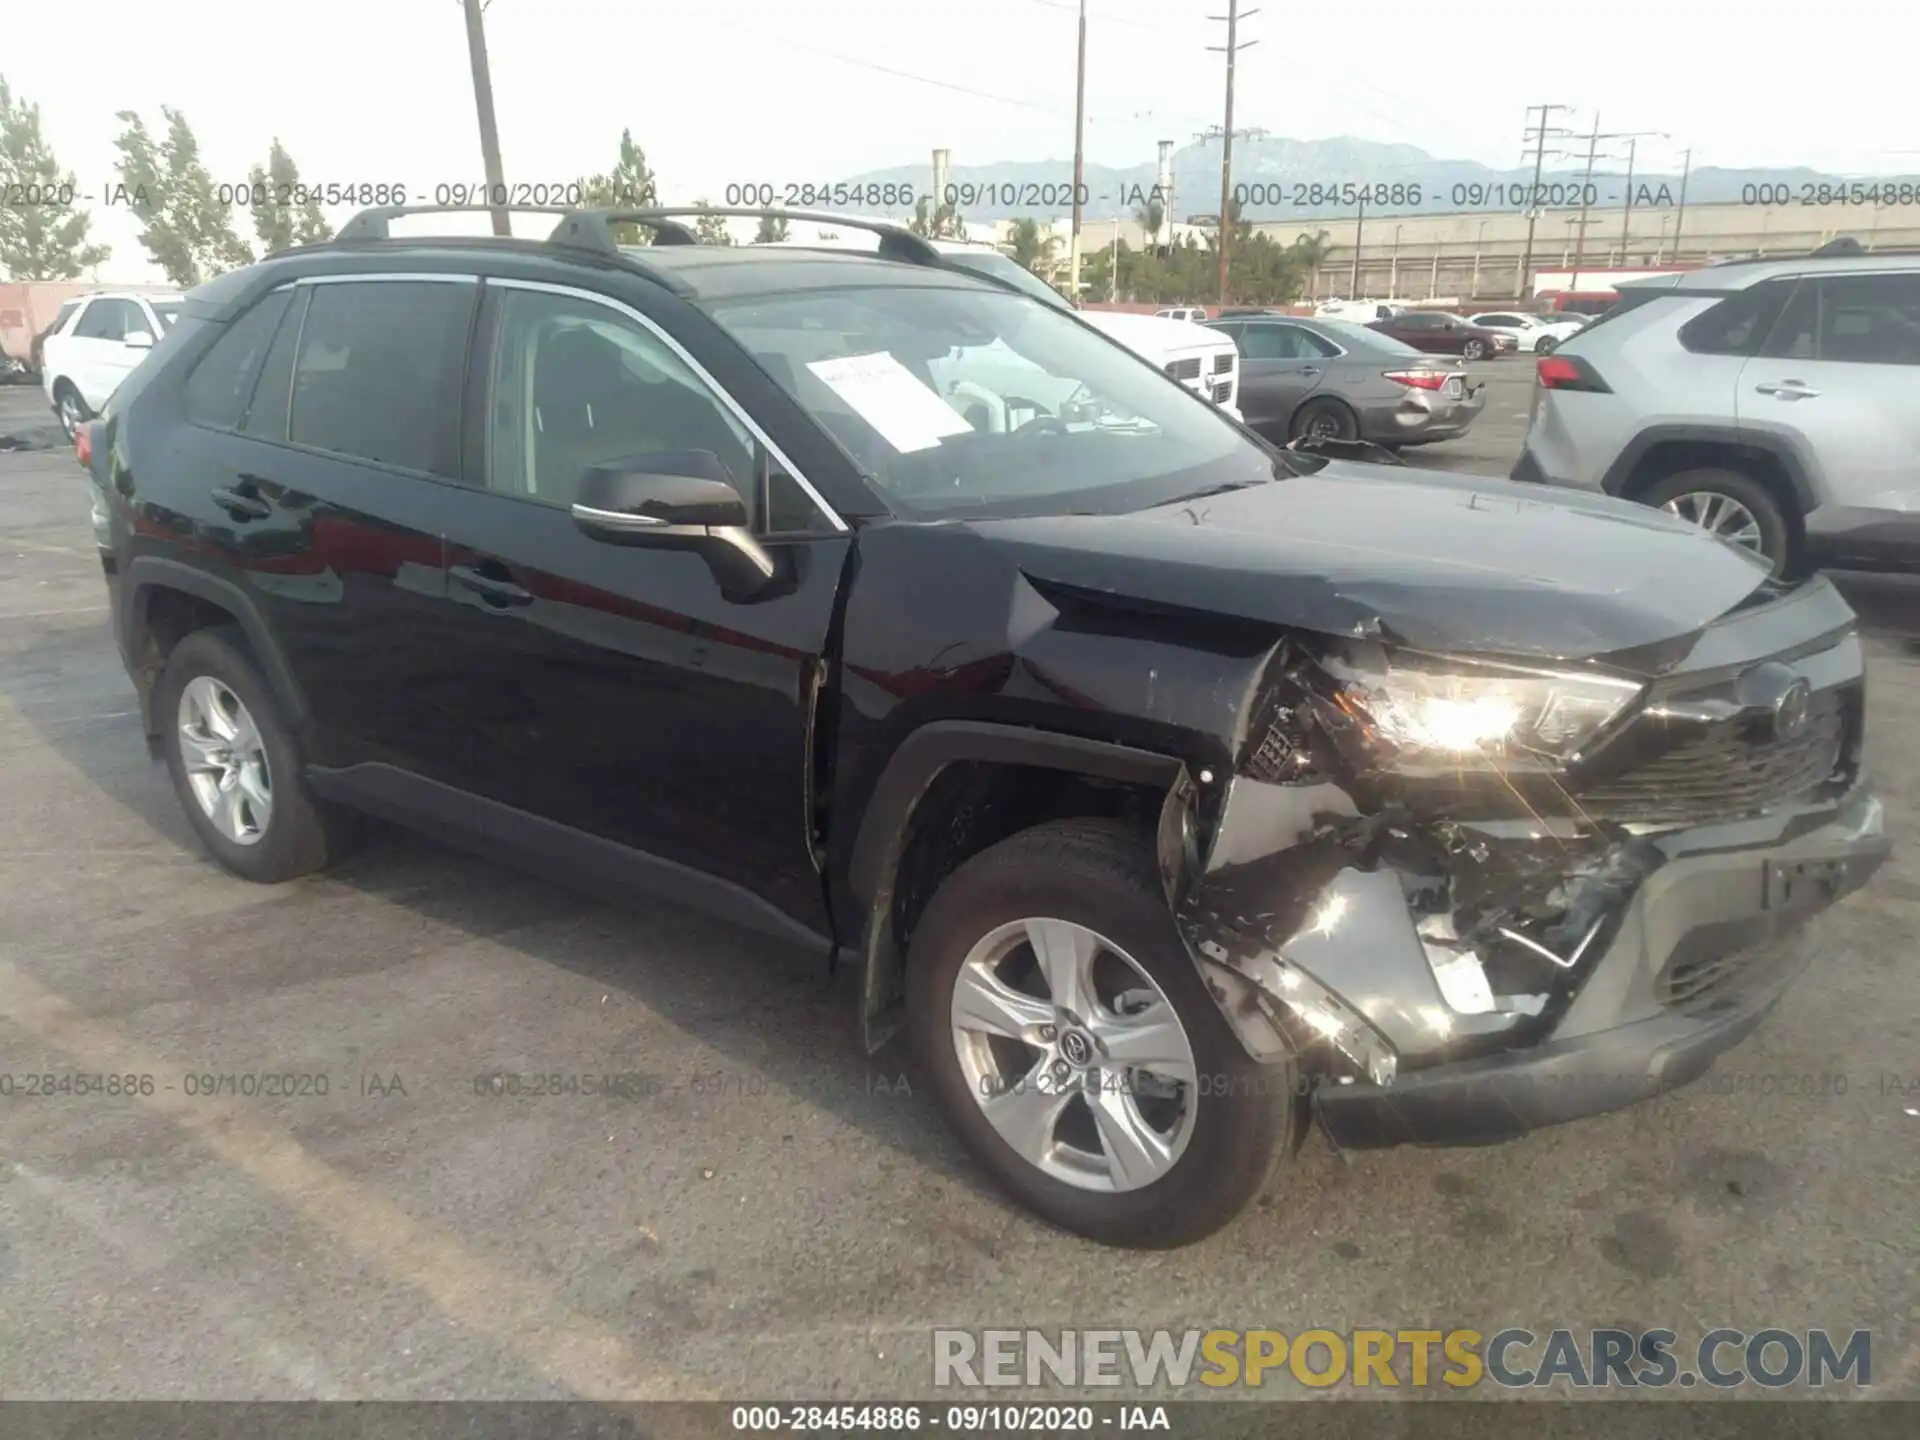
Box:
149, 301, 182, 331
1311, 318, 1425, 356
706, 283, 1274, 519
940, 251, 1076, 312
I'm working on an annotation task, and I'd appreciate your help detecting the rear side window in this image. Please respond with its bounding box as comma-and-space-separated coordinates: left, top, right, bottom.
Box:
289, 280, 475, 476
183, 289, 296, 431
1677, 280, 1793, 356
73, 299, 137, 341
1758, 272, 1920, 366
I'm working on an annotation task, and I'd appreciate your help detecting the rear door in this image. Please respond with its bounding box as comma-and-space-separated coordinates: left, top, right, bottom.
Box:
1739, 270, 1920, 526
1234, 320, 1333, 430
187, 275, 472, 777
432, 278, 851, 936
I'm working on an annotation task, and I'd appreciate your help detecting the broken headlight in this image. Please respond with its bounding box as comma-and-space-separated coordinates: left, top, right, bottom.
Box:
1330, 652, 1642, 771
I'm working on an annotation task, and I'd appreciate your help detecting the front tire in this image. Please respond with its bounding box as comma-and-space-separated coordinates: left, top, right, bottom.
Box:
158, 626, 356, 883
906, 818, 1297, 1248
1462, 339, 1488, 361
1638, 467, 1794, 576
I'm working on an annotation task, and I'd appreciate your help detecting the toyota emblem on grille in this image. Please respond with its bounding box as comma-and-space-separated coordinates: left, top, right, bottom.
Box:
1772, 678, 1813, 741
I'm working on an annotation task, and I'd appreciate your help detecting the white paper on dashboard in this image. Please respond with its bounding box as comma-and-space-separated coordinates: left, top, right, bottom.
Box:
804, 351, 975, 453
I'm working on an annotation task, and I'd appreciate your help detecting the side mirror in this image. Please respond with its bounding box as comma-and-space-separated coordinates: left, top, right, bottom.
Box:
124, 330, 155, 350
570, 450, 780, 599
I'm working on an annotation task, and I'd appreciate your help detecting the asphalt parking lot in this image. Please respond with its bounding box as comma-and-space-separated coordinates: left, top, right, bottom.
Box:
1, 373, 1916, 1403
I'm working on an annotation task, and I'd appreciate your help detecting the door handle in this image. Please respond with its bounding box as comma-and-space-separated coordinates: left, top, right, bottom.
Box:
1296, 366, 1320, 376
450, 563, 534, 607
1755, 380, 1820, 399
208, 485, 271, 521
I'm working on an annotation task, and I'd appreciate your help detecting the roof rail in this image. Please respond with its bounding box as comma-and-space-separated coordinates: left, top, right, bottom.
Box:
566, 207, 944, 267
335, 203, 699, 246
335, 202, 942, 268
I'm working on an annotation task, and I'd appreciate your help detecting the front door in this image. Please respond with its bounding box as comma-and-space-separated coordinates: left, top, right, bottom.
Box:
434, 280, 849, 937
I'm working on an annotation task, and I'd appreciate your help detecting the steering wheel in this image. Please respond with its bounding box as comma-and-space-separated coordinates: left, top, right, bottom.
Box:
1010, 413, 1068, 439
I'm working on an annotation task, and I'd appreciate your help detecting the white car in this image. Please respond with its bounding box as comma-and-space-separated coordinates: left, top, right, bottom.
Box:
1155, 306, 1208, 323
1466, 311, 1586, 354
1316, 299, 1405, 322
41, 290, 183, 437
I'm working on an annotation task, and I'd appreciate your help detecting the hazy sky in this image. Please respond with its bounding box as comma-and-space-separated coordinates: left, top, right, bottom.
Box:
6, 0, 1914, 279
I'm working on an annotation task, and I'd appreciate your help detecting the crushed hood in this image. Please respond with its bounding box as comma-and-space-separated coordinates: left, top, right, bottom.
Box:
971, 464, 1775, 665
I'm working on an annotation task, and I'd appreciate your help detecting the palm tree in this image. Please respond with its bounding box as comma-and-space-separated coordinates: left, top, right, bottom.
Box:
1134, 198, 1165, 252
1007, 217, 1059, 276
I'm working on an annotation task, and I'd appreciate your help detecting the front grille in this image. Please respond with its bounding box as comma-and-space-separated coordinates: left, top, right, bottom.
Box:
1165, 357, 1203, 381
1211, 352, 1234, 375
1575, 690, 1847, 826
1211, 379, 1234, 403
1658, 949, 1759, 1008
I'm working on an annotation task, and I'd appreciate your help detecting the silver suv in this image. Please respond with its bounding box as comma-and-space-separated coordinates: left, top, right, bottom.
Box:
1512, 241, 1920, 575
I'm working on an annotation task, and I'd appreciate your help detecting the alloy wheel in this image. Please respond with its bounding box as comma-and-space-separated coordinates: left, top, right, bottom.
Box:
177, 676, 273, 845
1660, 490, 1766, 555
949, 917, 1198, 1193
58, 392, 83, 439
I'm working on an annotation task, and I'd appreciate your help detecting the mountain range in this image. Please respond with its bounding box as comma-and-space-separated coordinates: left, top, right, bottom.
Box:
842, 135, 1920, 225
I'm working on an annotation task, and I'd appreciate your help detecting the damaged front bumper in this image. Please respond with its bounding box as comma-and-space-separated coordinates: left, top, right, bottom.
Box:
1170, 771, 1889, 1151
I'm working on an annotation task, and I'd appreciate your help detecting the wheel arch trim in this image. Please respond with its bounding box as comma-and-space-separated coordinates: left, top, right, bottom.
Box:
1601, 423, 1820, 512
122, 556, 310, 741
845, 720, 1184, 1052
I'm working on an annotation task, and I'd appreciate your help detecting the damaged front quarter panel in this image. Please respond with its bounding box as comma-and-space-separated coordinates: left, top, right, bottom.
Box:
1160, 645, 1645, 1093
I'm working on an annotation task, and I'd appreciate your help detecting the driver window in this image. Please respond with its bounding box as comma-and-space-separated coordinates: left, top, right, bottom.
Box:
485, 289, 757, 512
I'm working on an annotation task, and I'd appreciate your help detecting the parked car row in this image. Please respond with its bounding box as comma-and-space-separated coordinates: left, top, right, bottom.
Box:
69, 202, 1887, 1250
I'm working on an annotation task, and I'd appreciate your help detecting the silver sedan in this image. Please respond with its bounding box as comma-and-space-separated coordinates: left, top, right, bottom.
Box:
1205, 314, 1486, 449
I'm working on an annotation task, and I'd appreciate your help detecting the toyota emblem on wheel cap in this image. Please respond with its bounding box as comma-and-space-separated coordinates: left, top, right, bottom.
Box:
1060, 1029, 1094, 1066
1772, 677, 1812, 741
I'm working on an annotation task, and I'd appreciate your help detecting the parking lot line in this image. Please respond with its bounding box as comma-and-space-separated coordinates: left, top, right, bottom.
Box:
0, 955, 715, 1403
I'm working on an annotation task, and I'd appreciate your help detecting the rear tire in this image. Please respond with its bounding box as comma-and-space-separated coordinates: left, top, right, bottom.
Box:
157, 626, 357, 883
906, 818, 1297, 1248
1536, 335, 1560, 355
1637, 467, 1794, 576
1288, 397, 1359, 445
1462, 339, 1488, 361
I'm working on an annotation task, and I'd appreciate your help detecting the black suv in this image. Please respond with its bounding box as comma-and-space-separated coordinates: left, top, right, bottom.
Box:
82, 205, 1889, 1248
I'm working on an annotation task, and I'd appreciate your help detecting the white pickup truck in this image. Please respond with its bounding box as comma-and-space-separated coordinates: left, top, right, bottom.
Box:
759, 229, 1242, 420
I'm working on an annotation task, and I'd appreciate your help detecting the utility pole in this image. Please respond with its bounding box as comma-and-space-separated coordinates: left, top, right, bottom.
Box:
1518, 104, 1574, 306
1568, 114, 1601, 292
1619, 136, 1638, 260
1672, 147, 1692, 260
1348, 192, 1365, 297
460, 0, 511, 236
1069, 0, 1088, 305
1207, 1, 1259, 305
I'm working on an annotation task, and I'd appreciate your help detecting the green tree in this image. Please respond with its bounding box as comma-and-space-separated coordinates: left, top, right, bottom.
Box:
0, 75, 109, 279
909, 195, 967, 240
113, 107, 253, 285
1006, 217, 1058, 276
576, 128, 658, 244
754, 214, 790, 243
1134, 196, 1165, 253
246, 138, 332, 254
692, 204, 733, 245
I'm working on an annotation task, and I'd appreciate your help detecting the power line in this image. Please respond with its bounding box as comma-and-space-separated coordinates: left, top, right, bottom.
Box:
1516, 103, 1575, 302
758, 35, 1065, 113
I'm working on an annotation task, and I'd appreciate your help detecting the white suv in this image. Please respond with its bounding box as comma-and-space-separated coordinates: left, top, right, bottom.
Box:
41, 291, 183, 437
